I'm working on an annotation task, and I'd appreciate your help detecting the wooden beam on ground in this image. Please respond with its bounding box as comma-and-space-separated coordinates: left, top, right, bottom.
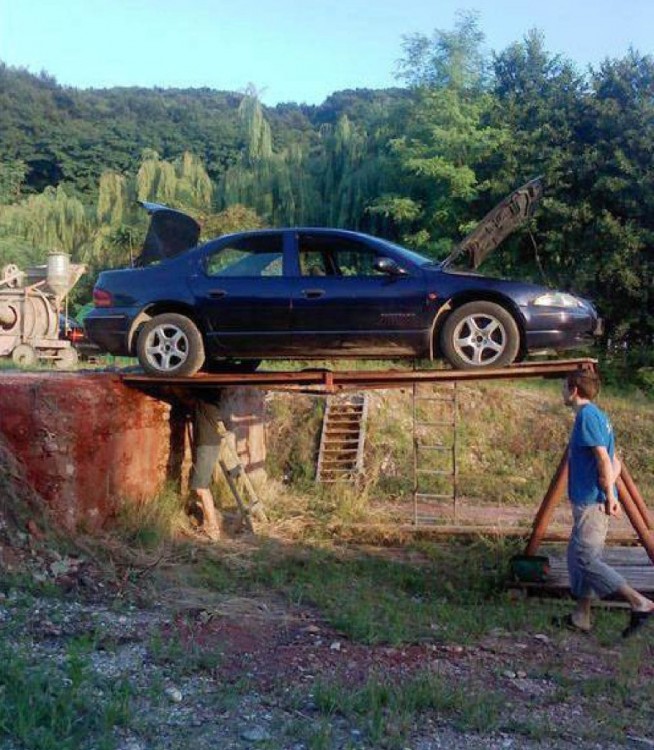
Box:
518, 547, 654, 596
328, 523, 638, 546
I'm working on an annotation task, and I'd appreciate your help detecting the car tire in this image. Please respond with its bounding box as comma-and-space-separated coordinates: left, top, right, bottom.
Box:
12, 343, 37, 367
440, 301, 520, 370
137, 313, 205, 377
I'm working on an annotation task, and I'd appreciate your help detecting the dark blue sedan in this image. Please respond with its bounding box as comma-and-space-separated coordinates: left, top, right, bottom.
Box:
85, 179, 601, 376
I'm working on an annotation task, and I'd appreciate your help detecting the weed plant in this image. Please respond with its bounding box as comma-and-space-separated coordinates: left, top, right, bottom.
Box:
113, 483, 190, 549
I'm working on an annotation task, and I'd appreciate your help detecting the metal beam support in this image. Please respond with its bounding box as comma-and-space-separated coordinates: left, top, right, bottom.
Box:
122, 357, 598, 393
525, 449, 569, 556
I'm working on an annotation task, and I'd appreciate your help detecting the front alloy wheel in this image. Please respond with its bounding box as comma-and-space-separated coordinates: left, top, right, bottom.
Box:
440, 301, 520, 370
137, 313, 205, 377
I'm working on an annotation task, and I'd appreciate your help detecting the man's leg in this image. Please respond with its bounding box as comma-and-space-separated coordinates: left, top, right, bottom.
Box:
194, 487, 221, 540
190, 398, 224, 540
567, 514, 593, 630
568, 504, 626, 630
617, 583, 654, 612
571, 503, 654, 635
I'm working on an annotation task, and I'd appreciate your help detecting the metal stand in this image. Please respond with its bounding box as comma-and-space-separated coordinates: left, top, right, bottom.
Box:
525, 450, 654, 564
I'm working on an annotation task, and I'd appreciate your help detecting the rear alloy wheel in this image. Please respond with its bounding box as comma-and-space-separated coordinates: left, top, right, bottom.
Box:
11, 343, 37, 367
440, 301, 520, 370
137, 313, 205, 377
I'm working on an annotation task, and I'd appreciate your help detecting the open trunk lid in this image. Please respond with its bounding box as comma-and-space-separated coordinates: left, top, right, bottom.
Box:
134, 202, 201, 267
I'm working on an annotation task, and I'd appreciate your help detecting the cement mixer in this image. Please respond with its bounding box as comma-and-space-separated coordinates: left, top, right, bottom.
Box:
0, 253, 86, 368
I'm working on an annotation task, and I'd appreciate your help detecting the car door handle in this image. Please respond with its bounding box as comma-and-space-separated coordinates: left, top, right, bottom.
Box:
301, 289, 325, 299
209, 289, 227, 299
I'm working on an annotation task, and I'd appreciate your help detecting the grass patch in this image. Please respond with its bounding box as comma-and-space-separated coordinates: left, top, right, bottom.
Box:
311, 671, 505, 748
0, 637, 133, 750
188, 537, 561, 645
113, 483, 190, 549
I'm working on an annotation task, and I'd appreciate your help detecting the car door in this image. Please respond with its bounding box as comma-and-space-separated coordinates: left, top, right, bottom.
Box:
288, 231, 432, 357
188, 231, 293, 357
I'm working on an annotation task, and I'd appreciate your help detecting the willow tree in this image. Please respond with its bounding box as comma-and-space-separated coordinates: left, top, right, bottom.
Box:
91, 150, 216, 269
0, 185, 92, 262
219, 91, 310, 225
316, 115, 370, 227
136, 150, 213, 213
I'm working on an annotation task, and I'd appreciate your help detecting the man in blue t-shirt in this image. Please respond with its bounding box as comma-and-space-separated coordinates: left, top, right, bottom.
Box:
561, 369, 654, 637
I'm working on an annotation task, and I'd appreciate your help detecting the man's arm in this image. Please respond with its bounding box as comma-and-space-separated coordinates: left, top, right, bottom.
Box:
592, 445, 621, 516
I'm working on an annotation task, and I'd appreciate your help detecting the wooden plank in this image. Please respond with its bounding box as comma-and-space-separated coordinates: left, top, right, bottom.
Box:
518, 548, 654, 595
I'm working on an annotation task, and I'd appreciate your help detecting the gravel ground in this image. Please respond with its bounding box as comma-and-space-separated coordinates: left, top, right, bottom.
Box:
0, 509, 652, 750
1, 555, 652, 750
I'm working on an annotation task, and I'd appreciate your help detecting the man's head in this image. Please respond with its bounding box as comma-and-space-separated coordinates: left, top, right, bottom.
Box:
562, 369, 600, 407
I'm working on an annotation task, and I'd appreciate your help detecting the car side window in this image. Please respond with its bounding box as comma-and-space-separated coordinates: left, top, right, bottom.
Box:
298, 235, 385, 277
205, 236, 283, 277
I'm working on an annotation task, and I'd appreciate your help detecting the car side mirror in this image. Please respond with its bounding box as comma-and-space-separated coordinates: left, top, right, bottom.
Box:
374, 257, 408, 276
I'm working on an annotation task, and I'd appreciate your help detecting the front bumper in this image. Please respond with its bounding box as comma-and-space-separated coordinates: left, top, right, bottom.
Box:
522, 304, 601, 352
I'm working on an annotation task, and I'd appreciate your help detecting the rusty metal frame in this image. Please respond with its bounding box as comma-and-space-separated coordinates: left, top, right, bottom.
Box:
122, 357, 598, 394
125, 356, 654, 560
525, 451, 654, 564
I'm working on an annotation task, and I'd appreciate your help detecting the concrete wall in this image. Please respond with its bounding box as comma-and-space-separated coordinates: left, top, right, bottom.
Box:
0, 373, 266, 531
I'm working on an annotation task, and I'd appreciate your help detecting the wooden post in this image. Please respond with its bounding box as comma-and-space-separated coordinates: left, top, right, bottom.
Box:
525, 449, 569, 556
616, 476, 654, 564
620, 464, 653, 531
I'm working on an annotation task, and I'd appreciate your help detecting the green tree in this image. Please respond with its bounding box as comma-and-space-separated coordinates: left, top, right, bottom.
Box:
371, 13, 507, 255
0, 160, 27, 205
564, 52, 654, 343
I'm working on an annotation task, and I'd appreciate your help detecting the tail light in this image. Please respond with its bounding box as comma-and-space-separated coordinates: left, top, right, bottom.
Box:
93, 288, 113, 307
69, 329, 85, 343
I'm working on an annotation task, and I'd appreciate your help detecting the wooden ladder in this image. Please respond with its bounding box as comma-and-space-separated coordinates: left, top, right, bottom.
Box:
316, 393, 368, 483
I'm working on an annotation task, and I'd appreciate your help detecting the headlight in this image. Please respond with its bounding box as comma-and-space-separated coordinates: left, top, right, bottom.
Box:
532, 292, 583, 308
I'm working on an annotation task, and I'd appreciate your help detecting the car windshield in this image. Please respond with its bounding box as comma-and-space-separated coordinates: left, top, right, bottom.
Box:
374, 238, 437, 268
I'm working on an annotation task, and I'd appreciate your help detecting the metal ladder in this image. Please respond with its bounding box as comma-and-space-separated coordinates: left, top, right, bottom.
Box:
210, 419, 268, 531
316, 393, 368, 483
412, 381, 458, 524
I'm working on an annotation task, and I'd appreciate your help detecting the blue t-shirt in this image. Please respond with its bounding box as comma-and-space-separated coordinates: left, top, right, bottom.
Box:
568, 403, 615, 506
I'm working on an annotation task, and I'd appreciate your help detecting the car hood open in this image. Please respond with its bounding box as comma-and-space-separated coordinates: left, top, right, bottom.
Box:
441, 177, 543, 270
134, 202, 201, 266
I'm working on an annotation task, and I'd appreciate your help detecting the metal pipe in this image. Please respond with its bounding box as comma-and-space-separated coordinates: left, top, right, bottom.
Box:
617, 476, 654, 564
620, 464, 653, 530
525, 449, 569, 556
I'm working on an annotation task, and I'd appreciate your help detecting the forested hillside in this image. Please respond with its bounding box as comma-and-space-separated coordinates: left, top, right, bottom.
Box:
1, 13, 652, 364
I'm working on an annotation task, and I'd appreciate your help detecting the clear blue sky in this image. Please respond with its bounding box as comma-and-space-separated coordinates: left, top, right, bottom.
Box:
1, 0, 652, 105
